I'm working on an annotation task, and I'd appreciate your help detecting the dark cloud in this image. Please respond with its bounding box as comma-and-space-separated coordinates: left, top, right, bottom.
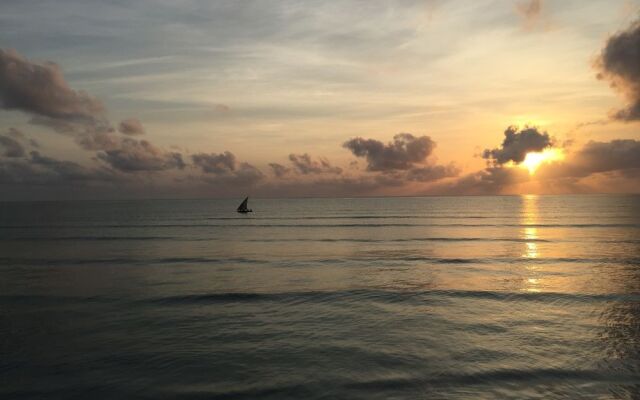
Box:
73, 129, 186, 173
0, 48, 104, 124
118, 118, 145, 135
0, 48, 183, 176
97, 138, 186, 172
288, 153, 342, 175
257, 173, 406, 198
0, 151, 117, 186
30, 151, 115, 181
6, 127, 24, 139
192, 151, 236, 174
214, 162, 264, 185
406, 164, 460, 182
573, 139, 640, 175
28, 115, 82, 135
76, 131, 121, 151
192, 151, 264, 186
343, 133, 458, 184
343, 133, 436, 171
28, 114, 114, 137
482, 126, 552, 165
0, 127, 40, 157
596, 19, 640, 121
6, 127, 38, 147
430, 166, 530, 195
0, 134, 25, 157
269, 162, 290, 178
539, 139, 640, 179
0, 159, 45, 185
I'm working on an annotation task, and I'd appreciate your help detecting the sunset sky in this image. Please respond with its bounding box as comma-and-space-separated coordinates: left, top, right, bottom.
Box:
0, 0, 639, 199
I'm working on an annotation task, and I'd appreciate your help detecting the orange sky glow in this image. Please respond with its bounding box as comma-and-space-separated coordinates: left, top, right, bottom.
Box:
0, 0, 638, 200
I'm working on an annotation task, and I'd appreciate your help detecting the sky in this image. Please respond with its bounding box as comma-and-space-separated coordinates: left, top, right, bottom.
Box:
0, 0, 639, 200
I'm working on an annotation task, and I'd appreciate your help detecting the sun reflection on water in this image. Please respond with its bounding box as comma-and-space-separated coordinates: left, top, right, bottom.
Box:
521, 195, 541, 292
523, 228, 538, 259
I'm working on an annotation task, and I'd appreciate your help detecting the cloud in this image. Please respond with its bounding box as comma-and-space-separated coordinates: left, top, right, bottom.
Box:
435, 136, 640, 195
0, 159, 47, 185
4, 127, 37, 147
0, 48, 104, 124
406, 164, 460, 182
426, 125, 551, 194
269, 162, 290, 178
539, 139, 640, 179
288, 153, 342, 175
257, 173, 406, 198
6, 127, 24, 139
482, 126, 552, 165
219, 162, 264, 185
429, 166, 530, 195
75, 128, 185, 173
572, 139, 640, 176
343, 133, 437, 171
192, 151, 236, 174
0, 134, 25, 158
343, 133, 459, 184
0, 151, 117, 186
596, 19, 640, 121
97, 138, 186, 172
118, 118, 145, 135
30, 151, 116, 181
0, 127, 41, 158
76, 131, 121, 151
192, 151, 264, 186
0, 48, 185, 176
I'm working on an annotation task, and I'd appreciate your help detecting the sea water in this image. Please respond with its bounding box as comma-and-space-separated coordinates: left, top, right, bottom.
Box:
1, 195, 639, 399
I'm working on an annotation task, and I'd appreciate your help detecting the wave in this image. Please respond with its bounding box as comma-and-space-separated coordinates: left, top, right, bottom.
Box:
1, 255, 638, 267
166, 367, 629, 399
147, 289, 640, 306
344, 368, 618, 389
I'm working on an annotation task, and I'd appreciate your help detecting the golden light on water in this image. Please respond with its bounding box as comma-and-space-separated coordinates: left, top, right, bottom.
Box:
522, 194, 540, 260
521, 148, 565, 175
522, 195, 541, 292
523, 229, 539, 259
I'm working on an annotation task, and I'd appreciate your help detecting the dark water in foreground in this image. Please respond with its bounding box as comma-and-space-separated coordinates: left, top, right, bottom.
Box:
1, 195, 639, 399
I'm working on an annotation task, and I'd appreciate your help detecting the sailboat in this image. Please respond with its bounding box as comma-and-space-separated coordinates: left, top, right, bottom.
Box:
237, 196, 252, 213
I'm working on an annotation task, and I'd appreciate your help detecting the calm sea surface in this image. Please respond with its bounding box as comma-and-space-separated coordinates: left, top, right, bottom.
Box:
1, 195, 639, 399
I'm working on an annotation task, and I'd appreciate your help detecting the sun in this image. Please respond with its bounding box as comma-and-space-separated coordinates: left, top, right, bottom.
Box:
521, 148, 564, 175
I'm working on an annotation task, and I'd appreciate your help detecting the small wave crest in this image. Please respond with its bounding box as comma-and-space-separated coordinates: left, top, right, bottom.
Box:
146, 289, 639, 307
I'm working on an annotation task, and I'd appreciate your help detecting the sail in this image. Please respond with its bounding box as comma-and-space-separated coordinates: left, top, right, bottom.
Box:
237, 197, 249, 212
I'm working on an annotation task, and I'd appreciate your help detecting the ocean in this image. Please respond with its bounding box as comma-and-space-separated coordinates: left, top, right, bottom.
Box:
1, 195, 639, 399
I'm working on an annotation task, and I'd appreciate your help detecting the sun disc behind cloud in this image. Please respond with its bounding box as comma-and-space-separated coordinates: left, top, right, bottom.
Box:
521, 148, 564, 175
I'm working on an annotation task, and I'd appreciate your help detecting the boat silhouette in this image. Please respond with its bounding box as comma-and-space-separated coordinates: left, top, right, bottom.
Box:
237, 197, 252, 213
